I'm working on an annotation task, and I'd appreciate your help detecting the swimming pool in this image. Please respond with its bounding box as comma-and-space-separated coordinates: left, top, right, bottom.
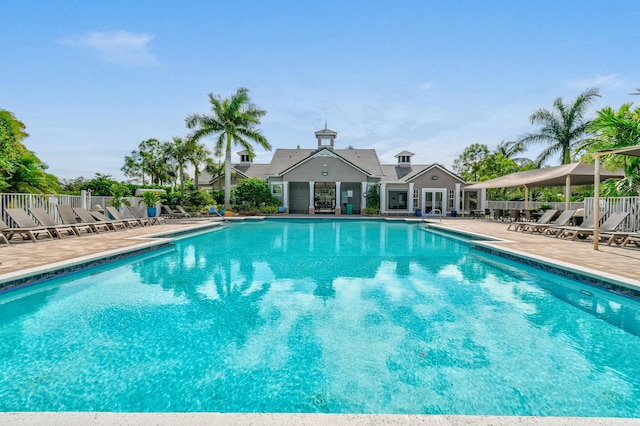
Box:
0, 219, 639, 416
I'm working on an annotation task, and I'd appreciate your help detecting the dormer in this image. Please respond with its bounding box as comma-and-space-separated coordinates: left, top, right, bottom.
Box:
238, 150, 252, 163
315, 125, 337, 151
395, 151, 414, 166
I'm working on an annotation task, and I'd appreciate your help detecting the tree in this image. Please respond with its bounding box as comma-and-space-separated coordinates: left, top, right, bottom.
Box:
580, 103, 640, 195
163, 137, 192, 197
123, 139, 175, 185
514, 88, 601, 165
231, 177, 275, 208
452, 143, 489, 181
80, 173, 119, 196
0, 109, 59, 194
190, 141, 212, 189
186, 87, 271, 208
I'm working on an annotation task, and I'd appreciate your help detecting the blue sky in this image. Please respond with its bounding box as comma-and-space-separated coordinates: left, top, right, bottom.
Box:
3, 1, 640, 181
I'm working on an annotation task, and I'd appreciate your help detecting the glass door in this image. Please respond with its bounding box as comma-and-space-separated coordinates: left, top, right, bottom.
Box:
423, 189, 445, 214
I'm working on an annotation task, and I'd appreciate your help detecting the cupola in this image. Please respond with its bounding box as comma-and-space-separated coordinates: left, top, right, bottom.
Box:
395, 151, 414, 166
315, 122, 337, 151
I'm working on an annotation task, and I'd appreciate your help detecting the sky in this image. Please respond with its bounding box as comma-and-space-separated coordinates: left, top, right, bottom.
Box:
2, 1, 640, 182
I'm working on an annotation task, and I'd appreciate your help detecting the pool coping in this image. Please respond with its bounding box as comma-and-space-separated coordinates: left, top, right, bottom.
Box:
0, 221, 224, 293
1, 218, 639, 423
0, 412, 637, 425
422, 222, 640, 298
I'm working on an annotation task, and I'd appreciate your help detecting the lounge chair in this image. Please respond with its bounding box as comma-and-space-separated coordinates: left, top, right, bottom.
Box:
127, 205, 166, 225
528, 209, 576, 235
105, 206, 144, 228
56, 204, 107, 234
176, 205, 199, 217
27, 207, 84, 238
598, 230, 640, 246
620, 233, 640, 248
86, 209, 131, 230
508, 209, 558, 232
162, 204, 187, 218
4, 209, 57, 241
0, 217, 54, 243
546, 213, 600, 239
73, 207, 127, 231
556, 212, 630, 241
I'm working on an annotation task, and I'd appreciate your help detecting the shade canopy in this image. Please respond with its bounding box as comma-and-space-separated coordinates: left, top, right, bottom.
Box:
464, 162, 625, 190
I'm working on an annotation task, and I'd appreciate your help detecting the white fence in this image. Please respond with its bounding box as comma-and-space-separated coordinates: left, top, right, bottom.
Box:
0, 192, 141, 227
486, 201, 584, 211
584, 196, 640, 232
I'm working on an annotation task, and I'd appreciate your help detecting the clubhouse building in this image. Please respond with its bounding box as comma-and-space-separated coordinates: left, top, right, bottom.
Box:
199, 127, 478, 216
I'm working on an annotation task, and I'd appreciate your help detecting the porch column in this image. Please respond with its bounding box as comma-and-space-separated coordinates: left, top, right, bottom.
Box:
361, 182, 368, 210
480, 188, 487, 211
309, 181, 315, 214
408, 183, 414, 214
380, 183, 387, 214
335, 181, 341, 215
282, 181, 289, 210
455, 183, 461, 213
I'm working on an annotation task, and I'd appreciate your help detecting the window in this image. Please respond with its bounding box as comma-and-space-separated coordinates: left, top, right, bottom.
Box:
399, 156, 410, 164
320, 137, 331, 146
448, 189, 455, 209
240, 154, 250, 162
388, 190, 408, 210
413, 189, 419, 208
271, 183, 283, 195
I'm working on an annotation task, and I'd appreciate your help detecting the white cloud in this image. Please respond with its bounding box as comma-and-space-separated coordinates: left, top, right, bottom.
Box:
567, 73, 626, 90
418, 81, 434, 90
60, 30, 159, 66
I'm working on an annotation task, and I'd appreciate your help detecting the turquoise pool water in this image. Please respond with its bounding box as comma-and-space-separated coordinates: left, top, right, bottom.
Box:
1, 219, 639, 416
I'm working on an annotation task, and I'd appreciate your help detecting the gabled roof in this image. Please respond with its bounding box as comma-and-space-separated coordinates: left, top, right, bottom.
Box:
267, 147, 384, 177
199, 163, 271, 184
381, 163, 466, 183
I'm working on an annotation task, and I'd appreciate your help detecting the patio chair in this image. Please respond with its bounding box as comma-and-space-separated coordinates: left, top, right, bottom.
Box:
508, 209, 521, 222
598, 230, 640, 246
127, 205, 167, 225
56, 204, 108, 234
105, 206, 145, 228
0, 217, 54, 243
27, 207, 84, 238
528, 209, 576, 235
87, 209, 131, 230
176, 205, 194, 217
557, 212, 630, 241
161, 204, 187, 218
547, 213, 601, 239
620, 233, 640, 248
73, 207, 127, 231
4, 208, 57, 241
508, 209, 558, 232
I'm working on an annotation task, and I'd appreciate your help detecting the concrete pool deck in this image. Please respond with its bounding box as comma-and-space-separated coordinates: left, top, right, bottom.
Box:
1, 215, 639, 425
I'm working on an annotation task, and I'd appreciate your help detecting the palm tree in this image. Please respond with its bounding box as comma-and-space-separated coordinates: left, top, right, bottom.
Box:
515, 88, 601, 165
189, 140, 212, 189
164, 137, 193, 196
185, 87, 271, 208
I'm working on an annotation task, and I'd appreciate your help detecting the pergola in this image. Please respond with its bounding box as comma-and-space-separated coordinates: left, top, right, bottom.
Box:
592, 145, 640, 250
464, 162, 625, 210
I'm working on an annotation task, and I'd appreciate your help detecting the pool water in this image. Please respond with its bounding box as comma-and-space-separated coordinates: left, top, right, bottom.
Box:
1, 219, 639, 416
